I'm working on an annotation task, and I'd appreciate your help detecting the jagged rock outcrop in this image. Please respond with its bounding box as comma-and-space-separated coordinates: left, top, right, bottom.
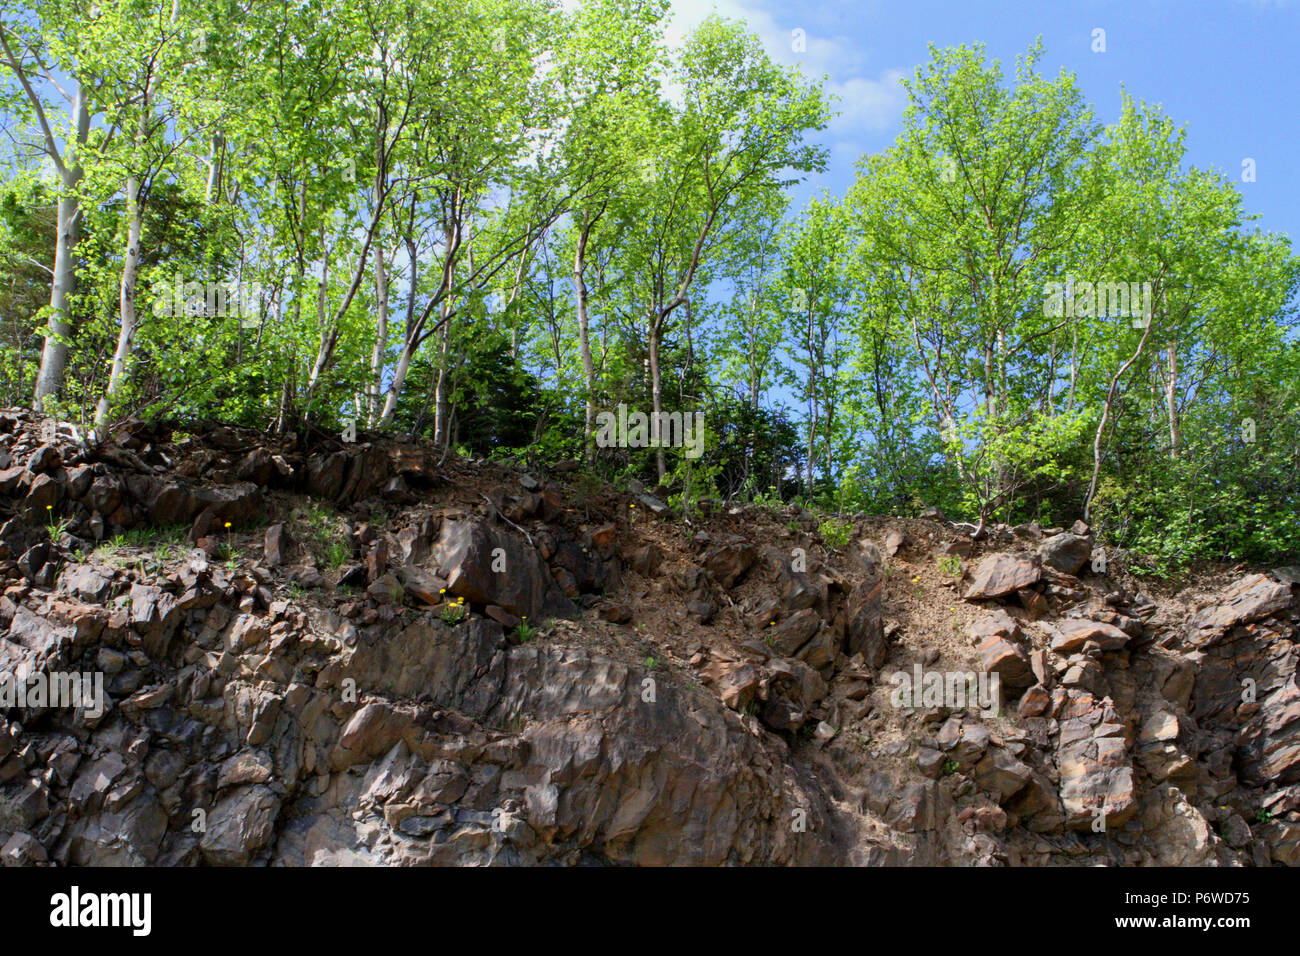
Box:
1, 410, 1298, 867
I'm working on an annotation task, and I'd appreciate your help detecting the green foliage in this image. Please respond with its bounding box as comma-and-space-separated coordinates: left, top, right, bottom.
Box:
704, 393, 803, 502
937, 555, 962, 576
818, 518, 851, 549
440, 595, 468, 626
0, 8, 1294, 573
324, 540, 351, 571
43, 505, 69, 540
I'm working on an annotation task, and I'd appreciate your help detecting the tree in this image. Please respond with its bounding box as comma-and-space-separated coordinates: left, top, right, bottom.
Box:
845, 41, 1102, 534
0, 0, 100, 408
620, 15, 828, 480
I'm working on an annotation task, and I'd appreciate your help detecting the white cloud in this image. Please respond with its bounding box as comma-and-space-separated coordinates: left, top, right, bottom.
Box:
665, 0, 908, 133
826, 70, 907, 134
664, 0, 778, 49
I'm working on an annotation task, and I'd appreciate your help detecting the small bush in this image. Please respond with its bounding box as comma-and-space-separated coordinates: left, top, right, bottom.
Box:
818, 518, 851, 549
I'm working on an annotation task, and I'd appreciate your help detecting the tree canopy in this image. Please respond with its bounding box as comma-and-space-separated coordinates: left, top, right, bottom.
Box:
1, 3, 1295, 571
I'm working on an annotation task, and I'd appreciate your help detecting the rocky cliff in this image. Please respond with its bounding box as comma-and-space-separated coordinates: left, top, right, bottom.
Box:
0, 410, 1296, 866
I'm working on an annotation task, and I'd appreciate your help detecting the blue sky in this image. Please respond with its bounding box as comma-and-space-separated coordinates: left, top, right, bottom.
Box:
667, 0, 1299, 242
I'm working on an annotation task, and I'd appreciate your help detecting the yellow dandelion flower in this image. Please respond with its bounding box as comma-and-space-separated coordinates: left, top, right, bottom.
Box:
224, 521, 232, 529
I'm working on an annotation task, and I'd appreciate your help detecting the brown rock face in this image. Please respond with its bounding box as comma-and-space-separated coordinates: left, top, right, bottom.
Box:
844, 577, 887, 666
1055, 691, 1136, 829
702, 538, 759, 588
1048, 618, 1131, 654
314, 620, 849, 865
964, 553, 1041, 600
3, 414, 1299, 870
432, 519, 576, 620
1185, 573, 1293, 648
1037, 532, 1092, 575
977, 636, 1034, 691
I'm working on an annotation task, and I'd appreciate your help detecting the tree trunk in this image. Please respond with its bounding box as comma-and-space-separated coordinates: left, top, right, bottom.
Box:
205, 132, 225, 204
1085, 318, 1155, 520
1166, 341, 1179, 458
377, 235, 420, 427
275, 187, 309, 435
573, 216, 597, 462
301, 228, 334, 415
93, 175, 143, 432
507, 246, 527, 359
648, 311, 665, 482
301, 178, 389, 420
1067, 321, 1077, 409
32, 85, 90, 410
806, 306, 819, 492
432, 305, 451, 448
380, 338, 415, 428
367, 241, 388, 427
431, 226, 457, 447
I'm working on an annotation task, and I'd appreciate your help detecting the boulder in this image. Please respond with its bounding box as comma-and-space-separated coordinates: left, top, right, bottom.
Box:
263, 523, 295, 567
1037, 532, 1092, 575
432, 519, 575, 620
977, 636, 1034, 691
200, 785, 281, 866
701, 539, 758, 588
964, 553, 1041, 600
768, 608, 822, 657
1237, 679, 1300, 786
398, 566, 448, 606
1049, 619, 1131, 654
883, 529, 905, 557
968, 608, 1023, 644
701, 659, 762, 711
1185, 573, 1293, 648
974, 748, 1033, 802
1056, 692, 1136, 829
844, 578, 888, 667
848, 537, 883, 576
